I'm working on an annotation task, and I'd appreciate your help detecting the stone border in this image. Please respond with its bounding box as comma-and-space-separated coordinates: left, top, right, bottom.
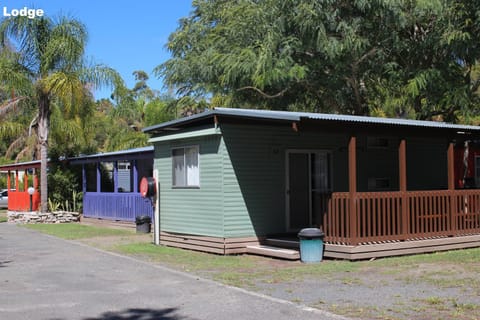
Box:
8, 211, 81, 224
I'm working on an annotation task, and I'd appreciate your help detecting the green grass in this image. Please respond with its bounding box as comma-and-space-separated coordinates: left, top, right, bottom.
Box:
22, 223, 134, 239
113, 242, 367, 287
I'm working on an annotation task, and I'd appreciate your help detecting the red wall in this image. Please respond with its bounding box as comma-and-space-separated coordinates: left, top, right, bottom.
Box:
8, 191, 40, 211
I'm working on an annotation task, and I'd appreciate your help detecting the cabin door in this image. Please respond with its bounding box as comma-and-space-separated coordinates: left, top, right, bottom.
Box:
286, 150, 331, 231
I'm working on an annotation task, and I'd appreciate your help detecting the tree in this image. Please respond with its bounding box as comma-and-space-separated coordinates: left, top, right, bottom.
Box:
0, 15, 121, 212
157, 0, 480, 122
156, 0, 403, 113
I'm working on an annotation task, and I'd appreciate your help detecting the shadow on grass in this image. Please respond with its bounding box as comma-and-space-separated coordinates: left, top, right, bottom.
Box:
81, 308, 188, 320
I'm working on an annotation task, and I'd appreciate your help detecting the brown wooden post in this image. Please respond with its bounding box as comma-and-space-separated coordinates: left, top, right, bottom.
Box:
447, 141, 457, 234
399, 139, 409, 238
447, 142, 455, 190
348, 136, 358, 245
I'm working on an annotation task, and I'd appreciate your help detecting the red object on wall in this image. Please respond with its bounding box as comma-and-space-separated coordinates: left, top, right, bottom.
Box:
454, 142, 480, 189
140, 176, 156, 198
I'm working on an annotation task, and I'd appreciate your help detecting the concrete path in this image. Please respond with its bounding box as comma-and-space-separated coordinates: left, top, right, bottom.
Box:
0, 224, 349, 320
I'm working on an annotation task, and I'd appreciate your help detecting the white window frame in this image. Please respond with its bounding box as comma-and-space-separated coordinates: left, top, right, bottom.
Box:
172, 145, 200, 188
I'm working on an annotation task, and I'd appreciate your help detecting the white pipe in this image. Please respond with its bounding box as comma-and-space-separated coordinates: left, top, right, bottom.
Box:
153, 169, 160, 245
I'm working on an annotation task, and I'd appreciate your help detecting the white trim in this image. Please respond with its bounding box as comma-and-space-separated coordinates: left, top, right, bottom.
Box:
153, 169, 160, 245
148, 127, 221, 143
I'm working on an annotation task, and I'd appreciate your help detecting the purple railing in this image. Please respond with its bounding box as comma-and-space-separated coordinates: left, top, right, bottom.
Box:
83, 192, 154, 222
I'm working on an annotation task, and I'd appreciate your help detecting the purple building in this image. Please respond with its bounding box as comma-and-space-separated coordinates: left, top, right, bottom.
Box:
69, 146, 154, 222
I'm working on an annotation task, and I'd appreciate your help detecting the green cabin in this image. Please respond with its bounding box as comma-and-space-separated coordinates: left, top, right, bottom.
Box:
144, 108, 480, 259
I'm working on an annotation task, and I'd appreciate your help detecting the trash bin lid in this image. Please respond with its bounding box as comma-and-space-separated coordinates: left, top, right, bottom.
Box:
298, 228, 324, 238
135, 215, 151, 223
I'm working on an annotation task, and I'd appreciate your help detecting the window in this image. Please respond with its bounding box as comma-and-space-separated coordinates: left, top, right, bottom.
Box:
117, 160, 132, 192
311, 152, 331, 192
172, 146, 199, 187
368, 177, 390, 191
367, 137, 390, 149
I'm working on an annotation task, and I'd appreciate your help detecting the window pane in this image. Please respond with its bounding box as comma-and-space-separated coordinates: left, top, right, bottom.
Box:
185, 146, 199, 186
311, 153, 330, 191
117, 160, 132, 192
100, 162, 114, 193
172, 149, 186, 186
85, 163, 97, 192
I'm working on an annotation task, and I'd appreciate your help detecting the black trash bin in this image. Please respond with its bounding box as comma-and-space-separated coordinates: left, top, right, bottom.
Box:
298, 228, 325, 263
135, 215, 151, 233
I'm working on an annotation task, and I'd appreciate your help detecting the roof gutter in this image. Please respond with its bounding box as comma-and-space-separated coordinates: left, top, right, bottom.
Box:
148, 127, 222, 143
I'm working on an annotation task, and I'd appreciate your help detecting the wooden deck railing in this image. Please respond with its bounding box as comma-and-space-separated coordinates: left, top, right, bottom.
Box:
323, 190, 480, 245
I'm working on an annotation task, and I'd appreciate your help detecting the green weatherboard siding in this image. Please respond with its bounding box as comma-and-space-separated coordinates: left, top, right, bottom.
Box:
154, 135, 225, 238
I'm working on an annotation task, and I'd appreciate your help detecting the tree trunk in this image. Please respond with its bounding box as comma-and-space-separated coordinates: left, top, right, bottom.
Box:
37, 93, 50, 213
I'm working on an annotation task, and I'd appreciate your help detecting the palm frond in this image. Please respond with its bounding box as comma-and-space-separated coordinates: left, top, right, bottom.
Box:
41, 71, 84, 114
0, 96, 26, 118
4, 133, 27, 159
0, 120, 25, 138
81, 62, 124, 91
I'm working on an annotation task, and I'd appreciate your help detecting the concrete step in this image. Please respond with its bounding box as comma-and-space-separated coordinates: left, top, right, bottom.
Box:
246, 245, 300, 260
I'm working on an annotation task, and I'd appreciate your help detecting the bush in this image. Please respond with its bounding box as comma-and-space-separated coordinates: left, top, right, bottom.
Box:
47, 163, 83, 212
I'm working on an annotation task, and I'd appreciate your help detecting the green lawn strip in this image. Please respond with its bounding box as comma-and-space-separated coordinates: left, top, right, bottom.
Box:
22, 223, 134, 239
113, 242, 366, 287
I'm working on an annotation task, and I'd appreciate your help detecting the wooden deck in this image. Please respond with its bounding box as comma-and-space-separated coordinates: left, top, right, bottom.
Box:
264, 234, 480, 260
325, 234, 480, 260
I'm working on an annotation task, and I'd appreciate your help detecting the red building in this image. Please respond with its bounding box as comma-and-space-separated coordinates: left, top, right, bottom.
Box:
0, 160, 41, 211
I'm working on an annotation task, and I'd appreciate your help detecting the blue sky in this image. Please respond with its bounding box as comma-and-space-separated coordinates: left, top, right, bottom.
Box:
2, 1, 194, 99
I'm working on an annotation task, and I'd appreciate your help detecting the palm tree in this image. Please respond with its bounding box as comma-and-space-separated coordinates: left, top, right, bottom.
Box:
0, 15, 121, 212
